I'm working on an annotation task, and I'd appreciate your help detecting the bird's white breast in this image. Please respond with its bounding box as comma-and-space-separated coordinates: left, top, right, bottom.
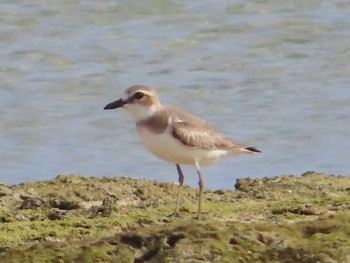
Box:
137, 125, 229, 165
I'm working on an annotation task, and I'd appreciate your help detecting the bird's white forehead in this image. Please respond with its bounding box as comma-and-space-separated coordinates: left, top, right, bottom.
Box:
129, 89, 154, 96
125, 85, 155, 96
123, 88, 156, 102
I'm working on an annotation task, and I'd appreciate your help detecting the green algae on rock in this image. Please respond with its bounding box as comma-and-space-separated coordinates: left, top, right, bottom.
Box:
0, 172, 349, 262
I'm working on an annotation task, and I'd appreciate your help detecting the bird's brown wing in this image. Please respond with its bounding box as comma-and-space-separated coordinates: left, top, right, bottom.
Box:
168, 106, 246, 150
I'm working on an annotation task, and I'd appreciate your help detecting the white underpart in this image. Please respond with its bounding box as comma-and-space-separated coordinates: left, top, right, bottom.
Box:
122, 100, 245, 165
137, 119, 230, 165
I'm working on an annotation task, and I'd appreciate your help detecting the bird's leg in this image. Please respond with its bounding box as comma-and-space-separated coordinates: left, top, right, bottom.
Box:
168, 164, 184, 217
195, 161, 204, 220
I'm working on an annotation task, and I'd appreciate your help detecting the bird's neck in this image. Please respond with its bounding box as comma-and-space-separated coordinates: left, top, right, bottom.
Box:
126, 104, 161, 122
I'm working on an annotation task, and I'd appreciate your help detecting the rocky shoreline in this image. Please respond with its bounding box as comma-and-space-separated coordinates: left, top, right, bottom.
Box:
0, 172, 349, 262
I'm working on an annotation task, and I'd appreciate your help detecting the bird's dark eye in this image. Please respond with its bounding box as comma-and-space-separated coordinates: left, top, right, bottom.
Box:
133, 92, 144, 99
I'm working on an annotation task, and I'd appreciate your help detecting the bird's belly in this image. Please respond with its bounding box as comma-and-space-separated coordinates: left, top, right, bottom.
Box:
137, 128, 229, 165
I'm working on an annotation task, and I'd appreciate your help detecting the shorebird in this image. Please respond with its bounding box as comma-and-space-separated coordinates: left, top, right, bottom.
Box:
104, 85, 260, 219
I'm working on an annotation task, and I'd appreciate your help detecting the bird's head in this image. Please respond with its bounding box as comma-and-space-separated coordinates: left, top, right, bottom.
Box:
104, 85, 160, 121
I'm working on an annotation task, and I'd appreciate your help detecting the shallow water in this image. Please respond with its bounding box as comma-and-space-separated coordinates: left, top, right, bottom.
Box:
1, 0, 350, 189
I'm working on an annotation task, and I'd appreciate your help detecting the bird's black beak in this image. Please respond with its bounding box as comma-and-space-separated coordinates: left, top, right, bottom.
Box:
103, 98, 127, 110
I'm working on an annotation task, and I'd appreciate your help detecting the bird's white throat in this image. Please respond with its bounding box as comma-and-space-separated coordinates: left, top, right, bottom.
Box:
123, 103, 158, 122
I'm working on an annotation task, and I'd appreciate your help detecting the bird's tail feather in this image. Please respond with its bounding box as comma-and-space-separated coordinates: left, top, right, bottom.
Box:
242, 146, 261, 154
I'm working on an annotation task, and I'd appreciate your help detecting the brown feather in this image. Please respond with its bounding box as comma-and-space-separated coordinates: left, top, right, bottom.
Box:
137, 105, 247, 150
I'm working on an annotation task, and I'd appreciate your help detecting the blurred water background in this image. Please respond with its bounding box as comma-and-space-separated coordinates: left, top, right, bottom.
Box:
1, 0, 349, 189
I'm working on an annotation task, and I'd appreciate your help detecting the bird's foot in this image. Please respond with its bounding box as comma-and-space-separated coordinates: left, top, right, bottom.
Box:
193, 211, 208, 220
194, 214, 202, 220
167, 211, 180, 218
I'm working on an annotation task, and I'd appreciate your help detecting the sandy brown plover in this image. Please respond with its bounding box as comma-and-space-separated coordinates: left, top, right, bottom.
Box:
104, 85, 260, 219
